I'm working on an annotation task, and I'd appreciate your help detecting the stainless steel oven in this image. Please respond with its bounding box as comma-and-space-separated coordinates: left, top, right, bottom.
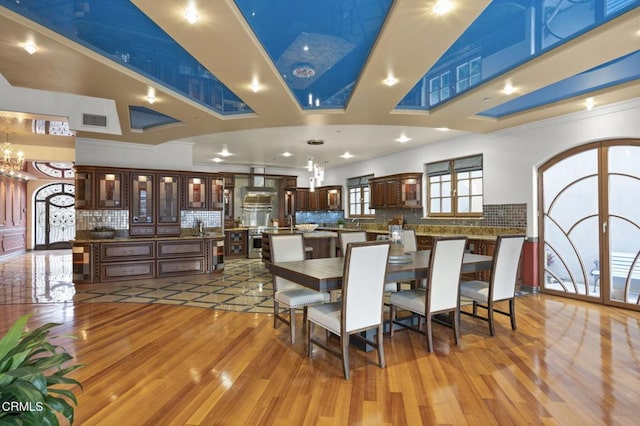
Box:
247, 229, 263, 259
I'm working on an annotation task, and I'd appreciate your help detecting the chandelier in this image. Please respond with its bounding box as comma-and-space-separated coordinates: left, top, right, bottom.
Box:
306, 138, 325, 191
1, 133, 25, 174
307, 157, 325, 191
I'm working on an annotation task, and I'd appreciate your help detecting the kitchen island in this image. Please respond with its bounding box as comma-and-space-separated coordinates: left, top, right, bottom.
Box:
261, 230, 338, 263
71, 234, 225, 283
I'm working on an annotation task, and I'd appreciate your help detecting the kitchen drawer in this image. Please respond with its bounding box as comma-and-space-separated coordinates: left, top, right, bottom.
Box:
156, 225, 181, 236
129, 226, 155, 237
101, 261, 154, 282
100, 241, 155, 262
157, 258, 205, 276
157, 240, 205, 258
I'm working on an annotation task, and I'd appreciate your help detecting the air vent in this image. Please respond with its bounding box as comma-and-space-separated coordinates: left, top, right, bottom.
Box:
307, 139, 324, 145
82, 113, 107, 127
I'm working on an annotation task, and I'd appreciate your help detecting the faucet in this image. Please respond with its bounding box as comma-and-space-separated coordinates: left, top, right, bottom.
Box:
288, 214, 293, 232
351, 217, 360, 229
194, 219, 204, 236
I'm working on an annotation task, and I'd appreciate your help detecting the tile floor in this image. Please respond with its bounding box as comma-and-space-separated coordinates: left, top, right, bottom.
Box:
0, 250, 275, 313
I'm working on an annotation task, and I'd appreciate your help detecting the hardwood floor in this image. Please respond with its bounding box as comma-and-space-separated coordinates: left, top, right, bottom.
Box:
2, 294, 639, 425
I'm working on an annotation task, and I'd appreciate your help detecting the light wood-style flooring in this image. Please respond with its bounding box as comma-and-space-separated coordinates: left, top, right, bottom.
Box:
2, 292, 639, 425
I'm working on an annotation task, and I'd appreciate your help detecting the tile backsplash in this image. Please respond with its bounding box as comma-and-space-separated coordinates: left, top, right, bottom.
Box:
372, 204, 527, 229
76, 210, 222, 231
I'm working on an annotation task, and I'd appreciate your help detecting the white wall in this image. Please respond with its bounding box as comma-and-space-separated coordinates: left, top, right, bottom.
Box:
76, 138, 194, 170
327, 98, 640, 237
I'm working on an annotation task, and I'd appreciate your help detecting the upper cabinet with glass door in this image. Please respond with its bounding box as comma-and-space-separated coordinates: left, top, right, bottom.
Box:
400, 173, 422, 208
157, 174, 181, 236
185, 176, 207, 210
210, 176, 224, 210
74, 167, 94, 210
130, 172, 155, 236
97, 171, 125, 209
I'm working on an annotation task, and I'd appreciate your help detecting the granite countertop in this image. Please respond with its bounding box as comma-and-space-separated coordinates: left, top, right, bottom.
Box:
73, 233, 225, 243
318, 225, 524, 241
263, 229, 338, 238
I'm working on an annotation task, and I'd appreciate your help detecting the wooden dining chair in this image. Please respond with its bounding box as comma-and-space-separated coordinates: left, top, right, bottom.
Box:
389, 236, 467, 352
338, 231, 367, 256
339, 231, 397, 293
270, 234, 330, 344
402, 229, 418, 252
306, 240, 391, 380
459, 235, 525, 336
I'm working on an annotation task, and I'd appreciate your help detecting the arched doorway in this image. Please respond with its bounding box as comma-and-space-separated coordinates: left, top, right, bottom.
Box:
34, 183, 75, 250
539, 139, 640, 311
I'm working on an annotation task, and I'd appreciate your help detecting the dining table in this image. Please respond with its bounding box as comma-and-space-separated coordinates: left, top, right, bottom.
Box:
267, 249, 493, 351
266, 250, 493, 292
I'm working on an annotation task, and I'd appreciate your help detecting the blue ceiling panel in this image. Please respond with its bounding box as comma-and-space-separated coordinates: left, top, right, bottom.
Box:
0, 0, 252, 115
233, 0, 393, 109
479, 50, 640, 118
129, 106, 180, 131
396, 0, 640, 112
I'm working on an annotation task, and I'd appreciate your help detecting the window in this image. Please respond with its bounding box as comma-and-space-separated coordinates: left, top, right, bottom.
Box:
347, 174, 374, 217
426, 155, 483, 216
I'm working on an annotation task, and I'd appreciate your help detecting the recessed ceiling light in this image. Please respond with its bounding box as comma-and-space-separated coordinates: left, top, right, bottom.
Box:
395, 135, 411, 143
145, 95, 156, 104
341, 152, 354, 159
219, 146, 232, 157
502, 82, 516, 95
436, 127, 450, 131
211, 157, 223, 163
585, 97, 595, 111
433, 0, 454, 15
281, 152, 293, 157
22, 42, 38, 54
384, 75, 398, 86
250, 80, 261, 93
184, 5, 199, 24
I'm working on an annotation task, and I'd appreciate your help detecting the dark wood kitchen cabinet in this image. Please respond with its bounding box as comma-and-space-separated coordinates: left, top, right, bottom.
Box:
225, 229, 247, 258
97, 171, 125, 209
370, 177, 399, 208
129, 172, 156, 236
211, 176, 225, 210
130, 172, 181, 237
370, 173, 422, 209
296, 188, 309, 211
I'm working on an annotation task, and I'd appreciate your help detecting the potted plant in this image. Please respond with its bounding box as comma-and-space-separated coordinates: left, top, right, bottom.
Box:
336, 218, 346, 228
0, 314, 83, 424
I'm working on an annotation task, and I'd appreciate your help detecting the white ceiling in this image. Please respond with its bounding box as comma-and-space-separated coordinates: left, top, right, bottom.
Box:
0, 1, 638, 170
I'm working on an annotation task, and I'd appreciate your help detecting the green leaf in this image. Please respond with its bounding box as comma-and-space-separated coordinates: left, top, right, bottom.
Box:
46, 375, 83, 390
5, 367, 47, 394
48, 388, 78, 406
27, 353, 73, 371
44, 394, 74, 424
0, 315, 31, 361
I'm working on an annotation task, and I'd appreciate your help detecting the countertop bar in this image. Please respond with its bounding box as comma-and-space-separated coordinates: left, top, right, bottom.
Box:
72, 233, 225, 243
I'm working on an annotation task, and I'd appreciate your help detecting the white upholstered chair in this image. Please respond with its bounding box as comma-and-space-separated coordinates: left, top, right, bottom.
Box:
402, 229, 418, 252
389, 236, 467, 352
338, 231, 367, 256
339, 231, 397, 293
270, 234, 330, 344
459, 235, 525, 336
306, 240, 391, 380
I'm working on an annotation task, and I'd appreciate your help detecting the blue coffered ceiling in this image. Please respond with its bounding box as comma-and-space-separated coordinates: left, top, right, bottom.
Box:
1, 0, 637, 121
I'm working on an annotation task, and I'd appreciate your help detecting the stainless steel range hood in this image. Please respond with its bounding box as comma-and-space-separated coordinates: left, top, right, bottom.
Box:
243, 167, 277, 206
